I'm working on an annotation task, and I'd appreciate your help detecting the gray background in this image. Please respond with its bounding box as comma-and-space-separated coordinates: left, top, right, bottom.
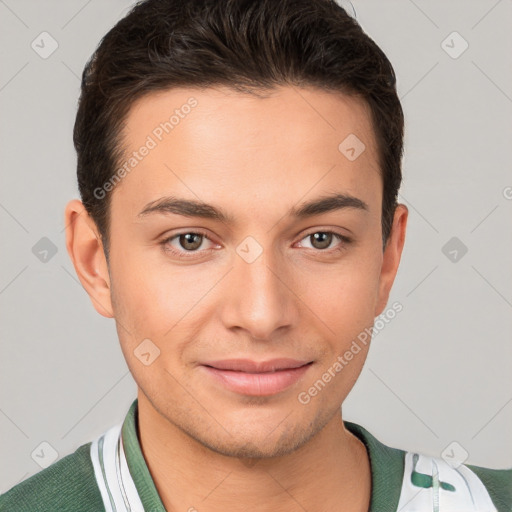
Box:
1, 0, 511, 491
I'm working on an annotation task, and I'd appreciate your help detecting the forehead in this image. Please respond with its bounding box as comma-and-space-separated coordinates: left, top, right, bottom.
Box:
122, 85, 376, 154
112, 85, 381, 220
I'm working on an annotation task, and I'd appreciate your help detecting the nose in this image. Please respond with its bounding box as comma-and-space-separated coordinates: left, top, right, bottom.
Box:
218, 247, 300, 340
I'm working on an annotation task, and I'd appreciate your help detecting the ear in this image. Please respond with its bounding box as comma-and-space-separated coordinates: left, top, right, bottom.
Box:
64, 199, 114, 318
374, 204, 408, 316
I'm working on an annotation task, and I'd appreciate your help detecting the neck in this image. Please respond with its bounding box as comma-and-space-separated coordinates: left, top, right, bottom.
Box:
137, 391, 371, 512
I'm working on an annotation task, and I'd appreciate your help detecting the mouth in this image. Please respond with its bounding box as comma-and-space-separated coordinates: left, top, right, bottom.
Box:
199, 359, 314, 396
201, 358, 313, 373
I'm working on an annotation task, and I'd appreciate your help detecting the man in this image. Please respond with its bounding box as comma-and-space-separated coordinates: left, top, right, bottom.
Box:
1, 0, 510, 510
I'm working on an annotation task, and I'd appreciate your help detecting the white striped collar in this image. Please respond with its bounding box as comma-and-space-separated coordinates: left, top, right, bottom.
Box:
90, 422, 145, 512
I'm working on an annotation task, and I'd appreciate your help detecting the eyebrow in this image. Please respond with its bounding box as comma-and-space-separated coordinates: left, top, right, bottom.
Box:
137, 193, 368, 222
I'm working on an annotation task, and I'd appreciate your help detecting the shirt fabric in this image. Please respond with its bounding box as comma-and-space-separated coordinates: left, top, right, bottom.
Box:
1, 398, 510, 511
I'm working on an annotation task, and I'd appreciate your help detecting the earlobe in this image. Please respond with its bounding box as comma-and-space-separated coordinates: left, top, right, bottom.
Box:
374, 204, 408, 317
64, 199, 114, 318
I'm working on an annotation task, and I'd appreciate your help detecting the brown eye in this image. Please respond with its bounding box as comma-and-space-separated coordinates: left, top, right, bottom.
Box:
309, 232, 333, 249
178, 233, 204, 250
161, 230, 219, 259
297, 231, 352, 253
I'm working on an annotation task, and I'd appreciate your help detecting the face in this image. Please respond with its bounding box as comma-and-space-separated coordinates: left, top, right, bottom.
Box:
68, 85, 407, 458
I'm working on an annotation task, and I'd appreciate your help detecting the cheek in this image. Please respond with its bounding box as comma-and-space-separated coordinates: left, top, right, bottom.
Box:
297, 261, 380, 403
109, 246, 222, 341
299, 255, 382, 338
108, 247, 170, 347
109, 256, 188, 391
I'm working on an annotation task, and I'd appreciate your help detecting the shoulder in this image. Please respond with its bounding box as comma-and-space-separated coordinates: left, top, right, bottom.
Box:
0, 442, 104, 512
466, 462, 512, 512
344, 420, 511, 512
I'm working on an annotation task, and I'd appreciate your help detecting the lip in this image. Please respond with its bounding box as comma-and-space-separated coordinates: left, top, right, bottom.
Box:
201, 358, 312, 373
200, 358, 313, 396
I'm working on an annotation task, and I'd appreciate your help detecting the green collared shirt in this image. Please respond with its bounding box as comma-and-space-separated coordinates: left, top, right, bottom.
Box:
1, 398, 510, 511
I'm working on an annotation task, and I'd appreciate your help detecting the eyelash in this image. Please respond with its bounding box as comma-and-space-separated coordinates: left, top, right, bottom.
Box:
160, 229, 353, 259
298, 230, 353, 254
160, 229, 217, 259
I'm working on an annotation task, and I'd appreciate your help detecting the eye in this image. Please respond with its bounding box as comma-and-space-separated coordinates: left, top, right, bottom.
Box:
298, 231, 351, 251
175, 233, 206, 251
161, 231, 218, 257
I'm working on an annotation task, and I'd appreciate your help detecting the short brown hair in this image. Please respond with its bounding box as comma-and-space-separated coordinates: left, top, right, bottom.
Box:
74, 0, 403, 261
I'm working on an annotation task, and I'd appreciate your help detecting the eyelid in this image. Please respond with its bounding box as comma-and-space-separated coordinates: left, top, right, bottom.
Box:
161, 228, 215, 243
296, 228, 352, 245
159, 227, 352, 260
160, 229, 220, 258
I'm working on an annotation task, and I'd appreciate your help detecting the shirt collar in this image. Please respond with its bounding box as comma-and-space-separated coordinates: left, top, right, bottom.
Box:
344, 420, 405, 511
121, 399, 167, 511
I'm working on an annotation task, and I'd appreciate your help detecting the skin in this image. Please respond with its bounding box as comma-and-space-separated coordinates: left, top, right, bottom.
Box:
65, 85, 408, 512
